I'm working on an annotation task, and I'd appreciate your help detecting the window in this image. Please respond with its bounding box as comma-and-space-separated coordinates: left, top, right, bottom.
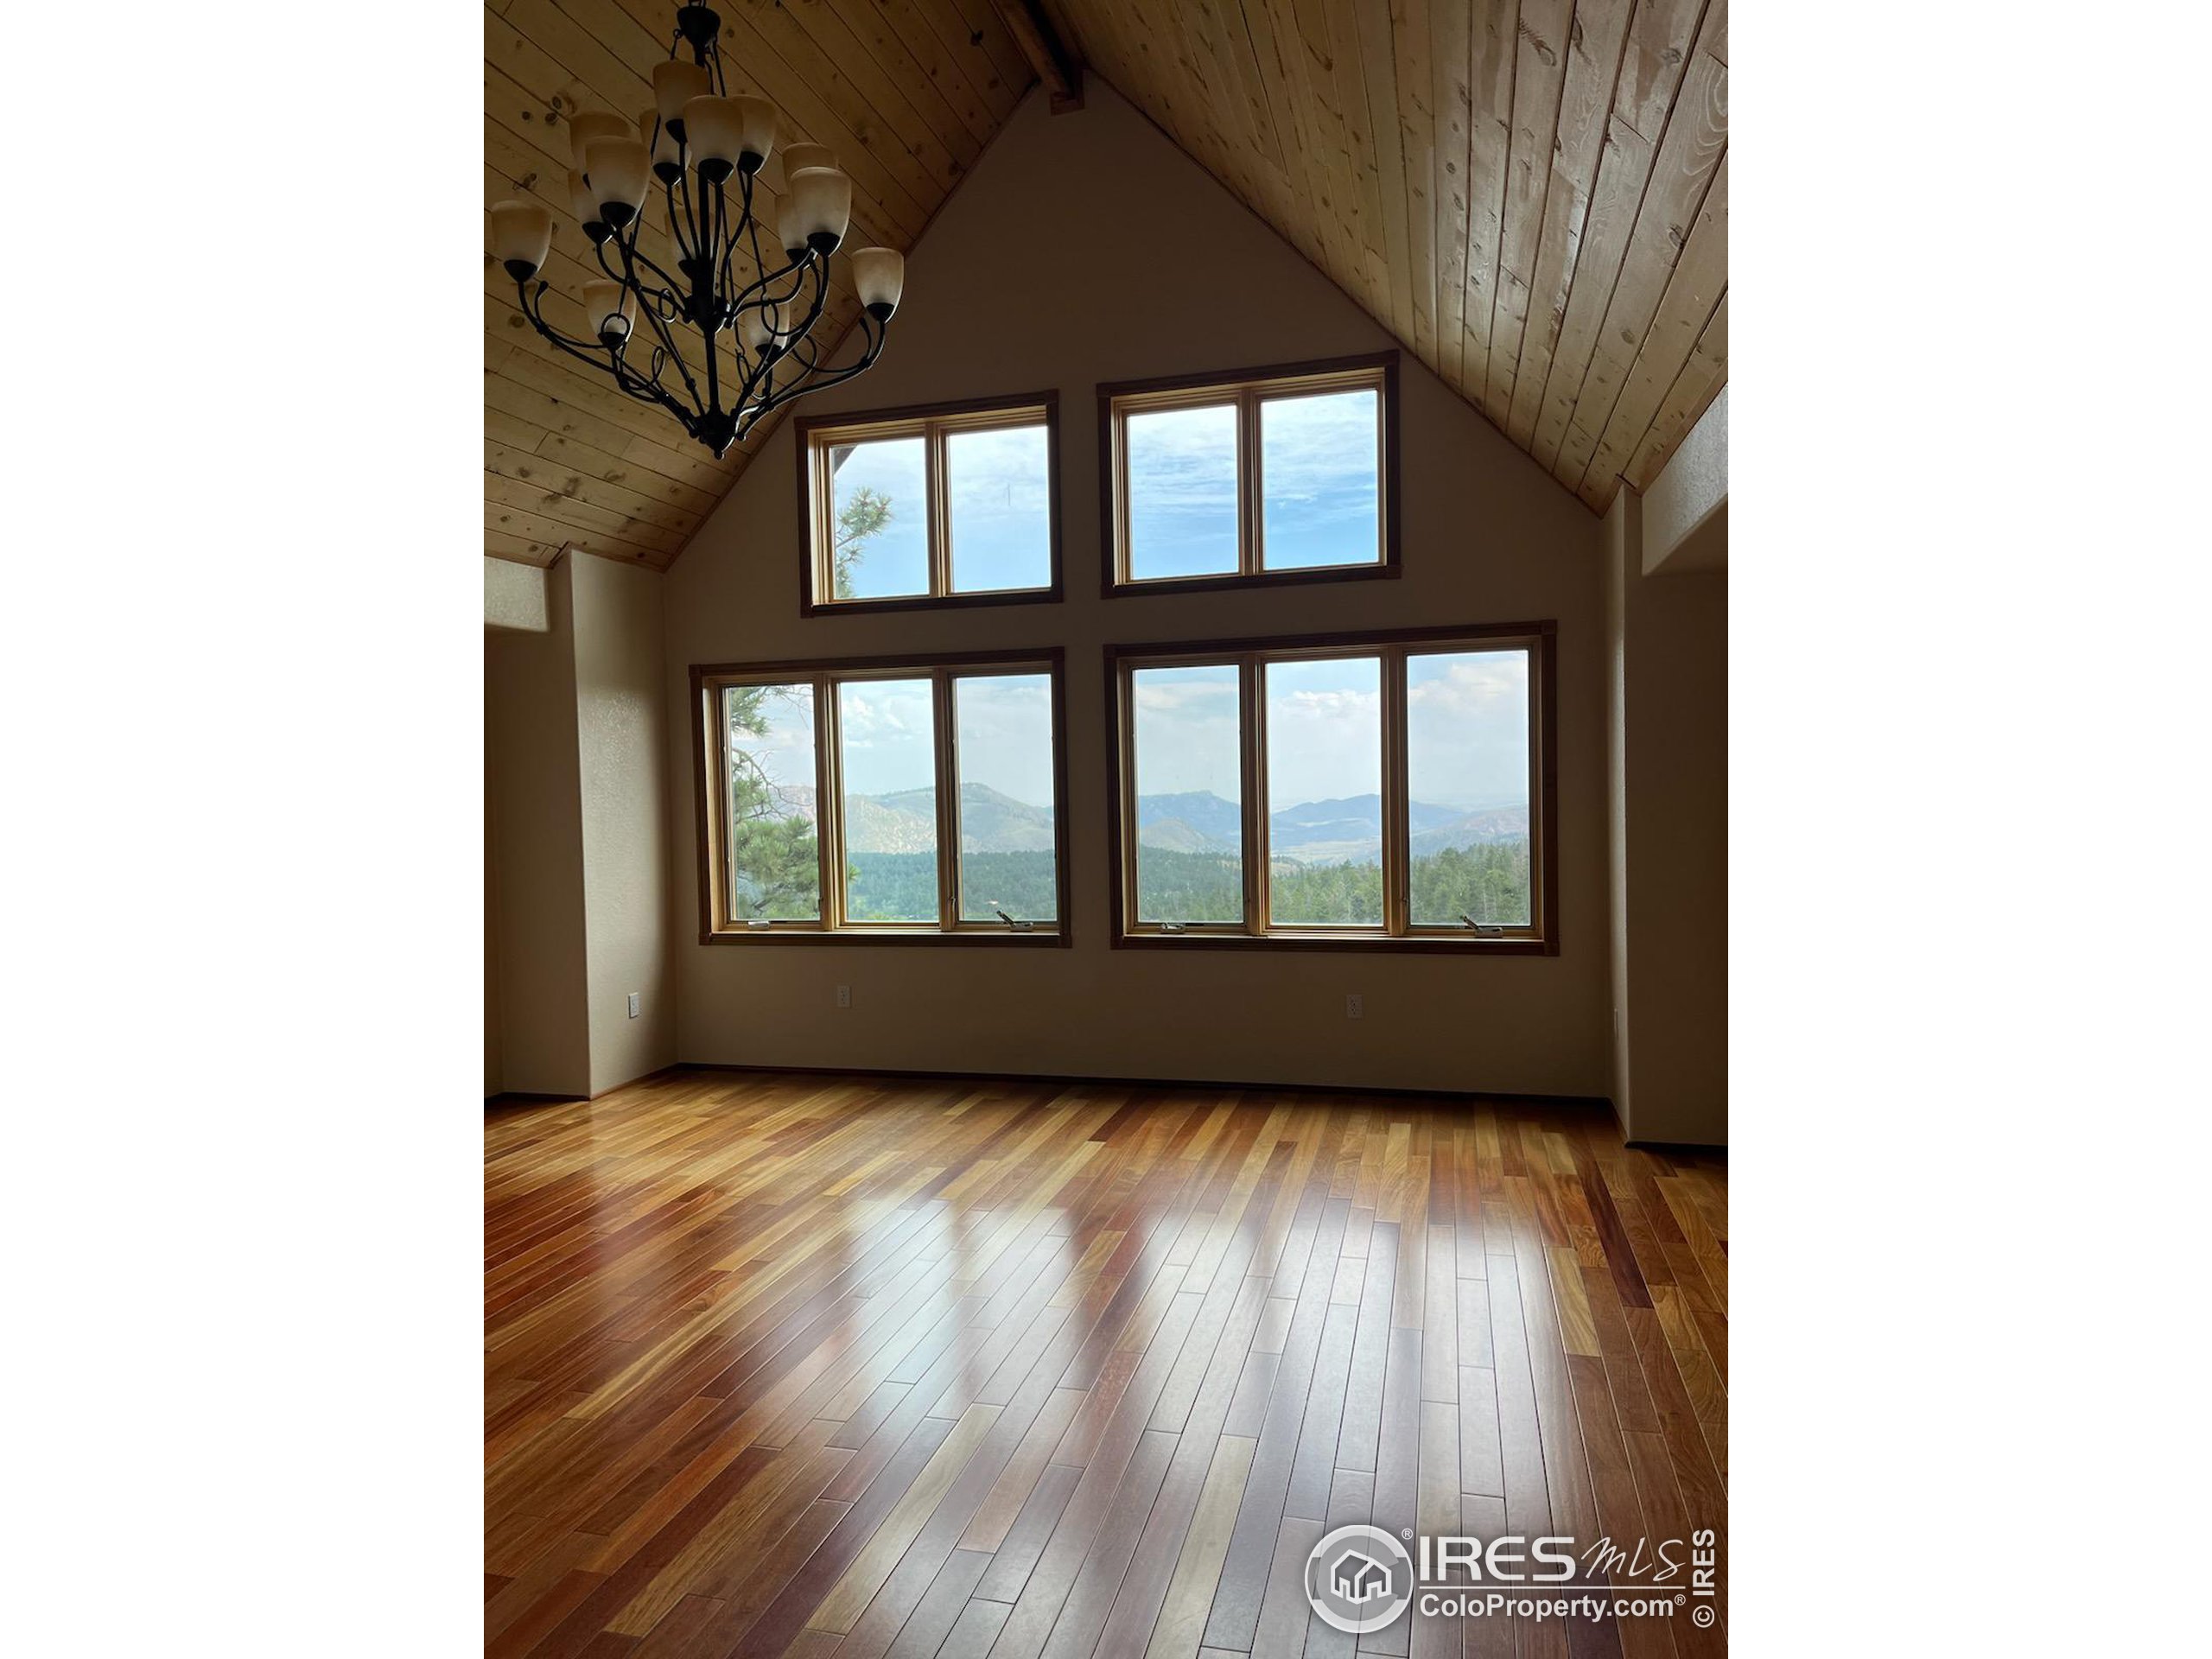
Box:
695, 651, 1068, 942
796, 393, 1059, 613
1099, 353, 1398, 593
1107, 625, 1554, 950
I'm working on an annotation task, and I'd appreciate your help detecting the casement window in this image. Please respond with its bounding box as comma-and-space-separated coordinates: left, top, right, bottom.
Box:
693, 650, 1069, 943
1098, 352, 1399, 594
794, 392, 1060, 614
1105, 625, 1556, 951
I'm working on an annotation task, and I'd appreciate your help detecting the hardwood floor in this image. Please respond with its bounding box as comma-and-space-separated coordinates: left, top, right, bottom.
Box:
486, 1071, 1727, 1657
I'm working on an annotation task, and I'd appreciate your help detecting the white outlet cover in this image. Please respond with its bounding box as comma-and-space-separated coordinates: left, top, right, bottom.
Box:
626, 992, 641, 1019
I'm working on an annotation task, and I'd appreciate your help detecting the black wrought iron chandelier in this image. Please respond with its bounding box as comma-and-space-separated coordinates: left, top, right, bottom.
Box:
487, 4, 904, 460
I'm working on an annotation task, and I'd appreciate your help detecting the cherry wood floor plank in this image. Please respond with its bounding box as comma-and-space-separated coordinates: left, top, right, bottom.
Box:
486, 1074, 1725, 1659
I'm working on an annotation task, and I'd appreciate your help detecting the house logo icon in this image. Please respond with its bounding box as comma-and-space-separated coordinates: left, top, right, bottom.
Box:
1332, 1549, 1391, 1603
1305, 1525, 1414, 1634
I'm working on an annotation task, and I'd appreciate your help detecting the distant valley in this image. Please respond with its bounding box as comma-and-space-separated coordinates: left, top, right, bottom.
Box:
771, 785, 1524, 864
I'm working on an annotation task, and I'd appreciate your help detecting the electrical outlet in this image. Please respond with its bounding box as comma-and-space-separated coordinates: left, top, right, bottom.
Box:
836, 985, 851, 1008
626, 991, 640, 1019
1345, 993, 1363, 1020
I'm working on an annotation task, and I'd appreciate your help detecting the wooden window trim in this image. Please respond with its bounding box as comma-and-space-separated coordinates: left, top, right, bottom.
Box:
693, 646, 1072, 945
1103, 621, 1559, 955
1096, 350, 1402, 597
794, 391, 1063, 616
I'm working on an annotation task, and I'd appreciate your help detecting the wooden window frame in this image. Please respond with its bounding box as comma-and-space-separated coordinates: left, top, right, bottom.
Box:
1103, 622, 1558, 954
692, 647, 1072, 945
795, 391, 1062, 616
1097, 350, 1402, 597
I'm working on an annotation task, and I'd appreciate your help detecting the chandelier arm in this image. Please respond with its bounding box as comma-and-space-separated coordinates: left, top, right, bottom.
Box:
608, 351, 706, 429
591, 238, 679, 332
718, 170, 760, 309
681, 167, 712, 270
612, 234, 710, 413
761, 254, 831, 349
517, 282, 701, 437
613, 214, 688, 303
702, 298, 722, 427
738, 311, 886, 441
662, 175, 695, 265
519, 279, 630, 363
708, 175, 731, 318
721, 247, 813, 328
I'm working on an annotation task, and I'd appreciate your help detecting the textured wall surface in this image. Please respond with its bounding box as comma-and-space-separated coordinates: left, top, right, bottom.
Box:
1607, 488, 1728, 1144
485, 556, 549, 632
660, 84, 1611, 1097
485, 562, 591, 1096
571, 553, 675, 1094
1642, 387, 1728, 576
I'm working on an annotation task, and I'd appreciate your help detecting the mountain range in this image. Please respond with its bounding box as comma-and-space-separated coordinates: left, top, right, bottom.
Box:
778, 785, 1525, 864
1139, 790, 1525, 865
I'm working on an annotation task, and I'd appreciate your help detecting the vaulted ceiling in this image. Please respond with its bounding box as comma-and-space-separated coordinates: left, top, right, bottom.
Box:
484, 1, 1727, 569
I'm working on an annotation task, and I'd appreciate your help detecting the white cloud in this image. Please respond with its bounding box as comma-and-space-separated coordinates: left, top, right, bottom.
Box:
954, 675, 1054, 806
836, 679, 935, 794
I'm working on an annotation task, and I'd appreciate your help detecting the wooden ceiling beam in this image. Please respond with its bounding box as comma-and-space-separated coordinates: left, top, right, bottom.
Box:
992, 0, 1084, 112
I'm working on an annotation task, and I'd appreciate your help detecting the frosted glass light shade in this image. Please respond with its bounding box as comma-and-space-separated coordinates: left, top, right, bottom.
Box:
567, 168, 600, 227
682, 96, 745, 181
584, 137, 652, 226
739, 305, 779, 355
780, 143, 834, 180
778, 204, 807, 259
581, 281, 633, 342
652, 60, 711, 134
849, 247, 904, 317
567, 110, 631, 173
737, 97, 778, 165
790, 166, 851, 251
645, 108, 682, 180
489, 200, 554, 280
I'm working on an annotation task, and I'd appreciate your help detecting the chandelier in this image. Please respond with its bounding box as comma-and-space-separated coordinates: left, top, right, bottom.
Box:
487, 4, 905, 460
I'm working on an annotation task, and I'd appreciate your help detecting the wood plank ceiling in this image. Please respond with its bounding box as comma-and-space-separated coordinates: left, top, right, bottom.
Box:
484, 1, 1727, 569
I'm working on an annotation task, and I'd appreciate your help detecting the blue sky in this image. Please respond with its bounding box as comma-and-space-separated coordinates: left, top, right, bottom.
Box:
1406, 651, 1529, 810
1125, 389, 1381, 579
829, 424, 1052, 599
1132, 664, 1242, 801
1130, 649, 1529, 812
1265, 658, 1381, 810
834, 674, 1057, 804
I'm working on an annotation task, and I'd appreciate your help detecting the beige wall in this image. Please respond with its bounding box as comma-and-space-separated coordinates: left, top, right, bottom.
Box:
1642, 387, 1727, 576
1605, 497, 1634, 1120
486, 754, 504, 1096
485, 556, 549, 631
1605, 489, 1728, 1144
485, 555, 677, 1097
571, 553, 676, 1094
485, 561, 591, 1096
661, 84, 1611, 1096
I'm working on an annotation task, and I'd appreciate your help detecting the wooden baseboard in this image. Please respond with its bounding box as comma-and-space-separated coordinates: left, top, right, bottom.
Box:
485, 1090, 585, 1109
1625, 1136, 1729, 1155
669, 1060, 1614, 1112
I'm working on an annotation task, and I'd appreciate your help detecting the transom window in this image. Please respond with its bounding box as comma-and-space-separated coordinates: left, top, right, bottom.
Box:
1100, 352, 1398, 593
694, 651, 1068, 942
1106, 625, 1554, 950
795, 393, 1060, 614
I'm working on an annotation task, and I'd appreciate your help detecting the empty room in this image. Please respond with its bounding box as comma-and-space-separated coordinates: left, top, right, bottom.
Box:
29, 3, 2212, 1657
483, 4, 1726, 1654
